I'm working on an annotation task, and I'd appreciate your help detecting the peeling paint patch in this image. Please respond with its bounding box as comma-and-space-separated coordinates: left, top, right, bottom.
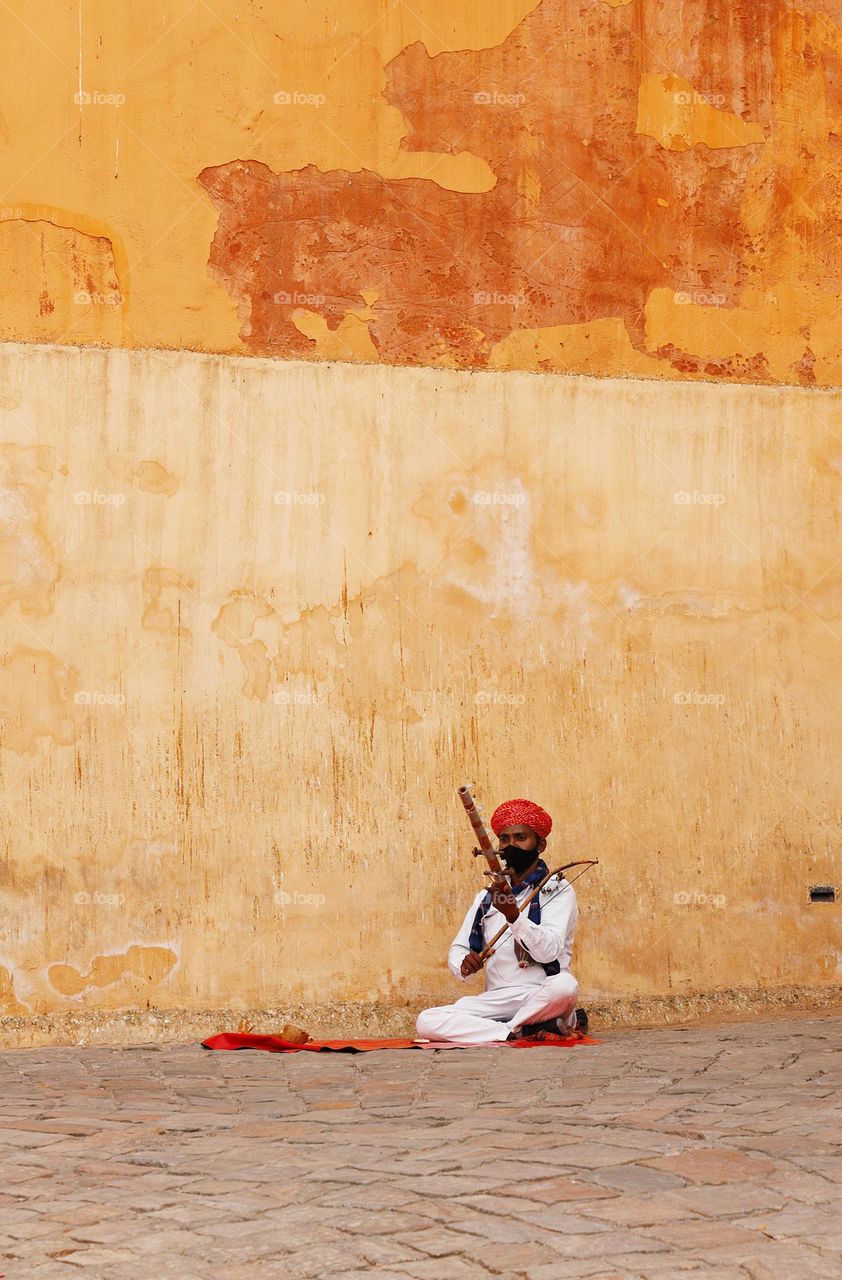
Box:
48, 945, 177, 997
643, 286, 811, 383
636, 73, 766, 151
191, 0, 842, 386
289, 306, 379, 364
0, 0, 840, 385
0, 211, 125, 345
198, 0, 757, 373
489, 318, 670, 378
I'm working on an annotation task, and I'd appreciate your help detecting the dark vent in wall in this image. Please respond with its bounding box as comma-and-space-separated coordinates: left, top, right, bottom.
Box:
809, 885, 837, 903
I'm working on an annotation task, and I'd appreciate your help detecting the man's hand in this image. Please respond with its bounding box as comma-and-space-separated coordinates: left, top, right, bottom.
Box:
487, 870, 519, 923
461, 951, 484, 977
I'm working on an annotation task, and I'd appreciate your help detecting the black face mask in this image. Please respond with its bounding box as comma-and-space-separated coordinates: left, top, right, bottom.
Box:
499, 847, 539, 877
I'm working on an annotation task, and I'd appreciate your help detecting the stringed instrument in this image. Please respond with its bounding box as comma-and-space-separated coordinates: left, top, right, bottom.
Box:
458, 782, 535, 966
457, 783, 598, 969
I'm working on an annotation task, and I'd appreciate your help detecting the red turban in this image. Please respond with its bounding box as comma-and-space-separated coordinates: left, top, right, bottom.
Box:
490, 798, 553, 839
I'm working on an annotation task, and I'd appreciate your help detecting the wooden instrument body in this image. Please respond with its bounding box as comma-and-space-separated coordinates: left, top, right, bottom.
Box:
459, 783, 534, 966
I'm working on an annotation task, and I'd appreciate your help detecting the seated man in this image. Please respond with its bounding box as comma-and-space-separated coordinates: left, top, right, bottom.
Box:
415, 798, 583, 1045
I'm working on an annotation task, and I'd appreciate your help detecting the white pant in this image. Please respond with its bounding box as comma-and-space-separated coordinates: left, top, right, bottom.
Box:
415, 971, 579, 1046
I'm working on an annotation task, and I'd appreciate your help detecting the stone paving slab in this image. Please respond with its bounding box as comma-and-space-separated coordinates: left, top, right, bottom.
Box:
0, 1013, 840, 1278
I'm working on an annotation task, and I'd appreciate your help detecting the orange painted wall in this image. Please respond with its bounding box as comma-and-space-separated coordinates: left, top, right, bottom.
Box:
2, 0, 842, 383
2, 3, 841, 1034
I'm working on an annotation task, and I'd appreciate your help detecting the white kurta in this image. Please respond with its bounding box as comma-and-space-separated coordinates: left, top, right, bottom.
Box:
415, 873, 579, 1045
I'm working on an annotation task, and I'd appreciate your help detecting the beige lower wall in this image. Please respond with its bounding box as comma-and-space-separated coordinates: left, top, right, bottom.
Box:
0, 341, 840, 1037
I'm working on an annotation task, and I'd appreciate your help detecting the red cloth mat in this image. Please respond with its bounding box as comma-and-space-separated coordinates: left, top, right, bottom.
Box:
202, 1031, 598, 1053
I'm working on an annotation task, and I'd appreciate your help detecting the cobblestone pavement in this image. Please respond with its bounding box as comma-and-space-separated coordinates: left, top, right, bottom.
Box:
0, 1013, 840, 1280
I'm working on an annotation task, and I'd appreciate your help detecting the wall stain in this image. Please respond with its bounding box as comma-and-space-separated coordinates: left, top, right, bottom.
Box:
0, 964, 29, 1015
109, 457, 181, 497
211, 592, 276, 699
0, 443, 60, 617
0, 648, 75, 753
141, 567, 192, 638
